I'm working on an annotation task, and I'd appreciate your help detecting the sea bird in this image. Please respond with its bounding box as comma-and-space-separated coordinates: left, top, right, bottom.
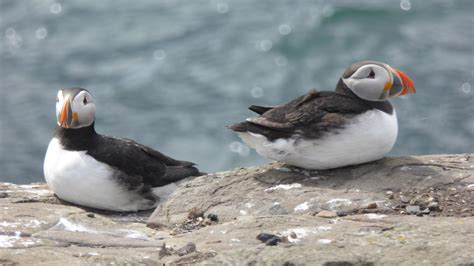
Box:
228, 61, 415, 169
44, 88, 201, 211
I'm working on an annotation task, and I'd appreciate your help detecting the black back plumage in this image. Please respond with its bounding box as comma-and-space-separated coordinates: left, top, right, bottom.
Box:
227, 80, 393, 141
55, 125, 200, 190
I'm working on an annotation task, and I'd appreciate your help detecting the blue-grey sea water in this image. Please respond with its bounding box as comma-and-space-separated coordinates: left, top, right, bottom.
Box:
0, 0, 473, 184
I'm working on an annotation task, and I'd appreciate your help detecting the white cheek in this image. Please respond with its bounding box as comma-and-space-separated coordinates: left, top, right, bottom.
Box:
355, 79, 381, 92
70, 95, 96, 128
343, 78, 379, 93
55, 100, 63, 121
343, 67, 391, 101
75, 104, 96, 127
81, 105, 96, 126
375, 68, 390, 86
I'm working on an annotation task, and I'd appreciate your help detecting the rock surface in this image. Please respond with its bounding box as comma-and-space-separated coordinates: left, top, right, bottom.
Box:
1, 154, 473, 265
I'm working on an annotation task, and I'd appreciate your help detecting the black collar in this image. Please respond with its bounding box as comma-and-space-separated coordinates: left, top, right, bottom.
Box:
55, 123, 98, 151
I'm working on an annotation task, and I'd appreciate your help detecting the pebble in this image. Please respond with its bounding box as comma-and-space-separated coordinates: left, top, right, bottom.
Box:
188, 208, 204, 220
159, 243, 172, 258
177, 242, 196, 256
421, 208, 430, 214
256, 232, 277, 242
316, 210, 338, 218
466, 184, 474, 192
400, 196, 410, 203
410, 193, 435, 209
256, 232, 282, 246
207, 213, 219, 222
386, 191, 394, 199
405, 205, 420, 214
87, 213, 95, 218
427, 201, 441, 211
367, 202, 377, 209
290, 232, 297, 239
266, 236, 282, 246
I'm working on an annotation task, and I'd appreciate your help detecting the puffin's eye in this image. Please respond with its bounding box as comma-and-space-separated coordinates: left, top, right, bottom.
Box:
367, 69, 375, 79
83, 97, 88, 105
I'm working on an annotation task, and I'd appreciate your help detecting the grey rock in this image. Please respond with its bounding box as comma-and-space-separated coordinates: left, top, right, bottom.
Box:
207, 213, 219, 222
386, 191, 395, 199
316, 210, 338, 218
406, 205, 421, 214
0, 154, 473, 265
410, 193, 435, 209
266, 202, 290, 215
428, 201, 440, 211
177, 242, 196, 256
367, 202, 377, 209
256, 232, 283, 246
421, 208, 431, 214
400, 195, 411, 203
149, 154, 474, 227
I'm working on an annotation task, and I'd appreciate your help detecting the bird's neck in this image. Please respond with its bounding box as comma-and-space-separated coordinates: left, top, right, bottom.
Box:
54, 123, 98, 151
335, 78, 394, 115
335, 78, 358, 97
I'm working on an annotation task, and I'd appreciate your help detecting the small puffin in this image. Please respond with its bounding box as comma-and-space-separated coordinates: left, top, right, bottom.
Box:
228, 61, 415, 170
44, 88, 201, 212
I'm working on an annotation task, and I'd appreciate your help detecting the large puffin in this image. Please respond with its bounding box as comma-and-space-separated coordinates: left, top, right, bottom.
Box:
44, 88, 201, 212
228, 61, 415, 169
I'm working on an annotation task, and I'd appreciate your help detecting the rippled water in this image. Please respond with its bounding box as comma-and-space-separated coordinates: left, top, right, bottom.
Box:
1, 0, 472, 183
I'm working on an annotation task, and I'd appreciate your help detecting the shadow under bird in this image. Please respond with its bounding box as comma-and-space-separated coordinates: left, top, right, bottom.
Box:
228, 61, 416, 170
44, 88, 202, 212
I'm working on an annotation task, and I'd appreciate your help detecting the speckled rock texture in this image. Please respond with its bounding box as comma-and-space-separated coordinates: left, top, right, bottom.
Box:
1, 154, 473, 265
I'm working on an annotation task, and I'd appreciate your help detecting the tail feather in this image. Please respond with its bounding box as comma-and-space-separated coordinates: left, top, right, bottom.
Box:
249, 105, 274, 114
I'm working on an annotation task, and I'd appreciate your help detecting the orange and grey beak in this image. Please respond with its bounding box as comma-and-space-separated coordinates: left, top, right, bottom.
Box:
59, 98, 73, 128
388, 67, 416, 97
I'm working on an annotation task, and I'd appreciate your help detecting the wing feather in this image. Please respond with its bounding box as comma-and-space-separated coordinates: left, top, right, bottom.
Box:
228, 89, 375, 141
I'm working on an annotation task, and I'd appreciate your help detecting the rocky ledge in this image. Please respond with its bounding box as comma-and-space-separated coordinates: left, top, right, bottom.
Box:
1, 154, 473, 265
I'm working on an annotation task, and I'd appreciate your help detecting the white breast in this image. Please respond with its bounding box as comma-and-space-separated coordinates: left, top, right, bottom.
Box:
239, 110, 398, 169
43, 138, 157, 211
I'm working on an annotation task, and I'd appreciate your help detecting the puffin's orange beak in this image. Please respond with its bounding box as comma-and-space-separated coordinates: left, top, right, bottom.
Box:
394, 69, 416, 95
59, 98, 73, 128
388, 67, 416, 97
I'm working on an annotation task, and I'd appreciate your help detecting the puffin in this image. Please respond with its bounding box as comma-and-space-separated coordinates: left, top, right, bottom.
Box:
227, 61, 416, 170
44, 88, 201, 212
